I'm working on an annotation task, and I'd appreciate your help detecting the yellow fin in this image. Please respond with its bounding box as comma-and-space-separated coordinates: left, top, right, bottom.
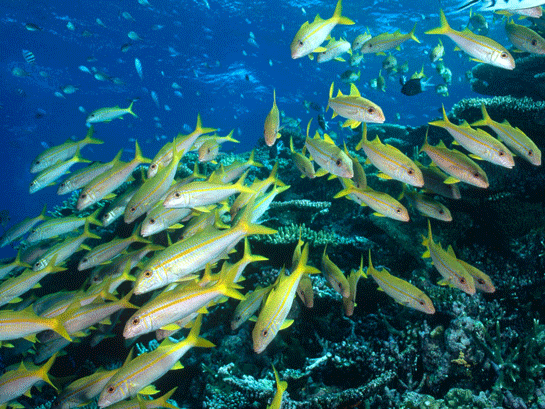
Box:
138, 385, 160, 395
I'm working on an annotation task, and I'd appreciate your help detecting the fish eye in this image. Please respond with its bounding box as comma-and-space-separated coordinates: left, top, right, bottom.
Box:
34, 262, 40, 268
30, 181, 36, 186
500, 52, 508, 58
473, 172, 480, 178
107, 386, 115, 394
262, 329, 268, 336
151, 164, 156, 169
532, 39, 538, 46
367, 107, 375, 114
129, 207, 136, 213
498, 150, 504, 156
132, 318, 139, 325
478, 278, 485, 285
418, 299, 425, 306
528, 149, 533, 156
298, 40, 303, 46
174, 192, 181, 198
34, 160, 40, 164
439, 209, 444, 215
335, 159, 342, 166
396, 208, 401, 213
144, 270, 152, 278
82, 258, 88, 263
460, 277, 466, 284
80, 193, 87, 199
149, 218, 155, 224
408, 168, 414, 175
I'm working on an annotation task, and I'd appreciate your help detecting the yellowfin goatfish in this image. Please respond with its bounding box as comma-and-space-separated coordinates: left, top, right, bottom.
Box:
0, 354, 58, 405
253, 243, 320, 353
198, 139, 220, 163
455, 0, 545, 12
334, 180, 410, 221
77, 141, 150, 210
105, 388, 179, 409
322, 245, 350, 298
505, 19, 545, 54
125, 145, 184, 223
368, 251, 435, 314
86, 101, 138, 123
447, 246, 495, 293
420, 131, 489, 188
356, 123, 424, 187
134, 201, 275, 294
360, 23, 420, 54
328, 82, 385, 128
417, 160, 462, 200
102, 186, 139, 227
400, 186, 452, 222
471, 103, 541, 166
352, 30, 372, 50
305, 131, 354, 178
30, 148, 91, 194
264, 89, 281, 147
429, 105, 514, 169
422, 220, 475, 295
162, 171, 254, 210
290, 136, 326, 179
125, 265, 243, 339
267, 365, 287, 409
148, 114, 216, 178
140, 205, 192, 237
0, 304, 72, 342
425, 9, 515, 70
430, 39, 445, 62
0, 204, 47, 248
290, 0, 354, 59
100, 316, 213, 408
31, 126, 103, 173
57, 151, 122, 195
216, 149, 263, 183
343, 256, 365, 316
231, 284, 272, 330
53, 368, 118, 409
0, 251, 30, 281
316, 37, 351, 63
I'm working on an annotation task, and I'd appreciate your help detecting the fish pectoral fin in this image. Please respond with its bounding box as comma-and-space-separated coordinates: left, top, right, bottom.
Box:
308, 54, 314, 61
470, 58, 485, 63
334, 57, 346, 62
8, 297, 23, 303
138, 385, 160, 396
280, 319, 294, 330
193, 206, 210, 213
313, 46, 327, 53
377, 52, 386, 56
377, 172, 393, 180
315, 168, 329, 177
171, 361, 184, 370
443, 176, 460, 184
23, 334, 37, 343
23, 390, 32, 398
248, 315, 258, 322
372, 212, 386, 217
468, 153, 483, 160
103, 193, 117, 200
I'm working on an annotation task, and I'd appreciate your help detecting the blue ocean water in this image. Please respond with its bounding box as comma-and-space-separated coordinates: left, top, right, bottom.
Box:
0, 0, 496, 260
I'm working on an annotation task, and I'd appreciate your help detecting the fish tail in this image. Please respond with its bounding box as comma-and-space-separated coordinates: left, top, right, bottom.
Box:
425, 9, 451, 35
273, 88, 277, 106
133, 140, 152, 164
427, 219, 433, 243
327, 82, 335, 111
247, 149, 263, 168
152, 388, 180, 409
332, 0, 355, 25
409, 22, 420, 43
38, 203, 48, 221
82, 125, 104, 145
233, 170, 254, 194
49, 315, 72, 342
126, 101, 138, 118
74, 147, 91, 164
86, 208, 103, 227
195, 113, 217, 135
355, 123, 368, 151
419, 127, 430, 154
224, 129, 240, 144
367, 249, 374, 275
235, 198, 277, 236
333, 186, 353, 199
83, 219, 101, 240
186, 315, 216, 348
37, 353, 59, 391
290, 136, 295, 153
358, 254, 367, 279
294, 242, 320, 275
118, 288, 138, 309
241, 237, 268, 264
471, 103, 492, 127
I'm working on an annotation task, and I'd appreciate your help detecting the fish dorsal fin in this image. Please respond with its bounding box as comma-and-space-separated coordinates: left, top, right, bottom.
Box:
313, 14, 322, 23
447, 245, 456, 257
335, 89, 344, 97
323, 133, 335, 144
349, 83, 361, 97
437, 139, 448, 149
